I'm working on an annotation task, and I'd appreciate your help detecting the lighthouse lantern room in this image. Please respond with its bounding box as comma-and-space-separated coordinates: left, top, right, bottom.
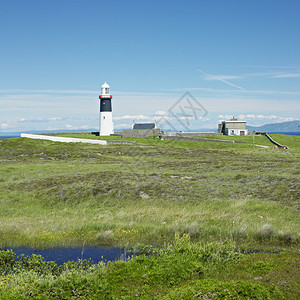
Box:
99, 82, 114, 136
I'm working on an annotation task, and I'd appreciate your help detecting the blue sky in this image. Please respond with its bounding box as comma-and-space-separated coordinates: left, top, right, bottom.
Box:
1, 0, 299, 132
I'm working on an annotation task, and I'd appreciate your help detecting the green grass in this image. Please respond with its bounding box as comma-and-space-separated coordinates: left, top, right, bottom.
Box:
0, 134, 299, 249
0, 135, 299, 298
0, 235, 299, 299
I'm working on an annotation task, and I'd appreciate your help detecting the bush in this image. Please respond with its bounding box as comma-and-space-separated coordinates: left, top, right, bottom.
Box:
163, 279, 282, 299
0, 250, 15, 274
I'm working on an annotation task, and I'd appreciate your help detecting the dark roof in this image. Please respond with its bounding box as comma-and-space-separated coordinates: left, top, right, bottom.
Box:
133, 123, 155, 130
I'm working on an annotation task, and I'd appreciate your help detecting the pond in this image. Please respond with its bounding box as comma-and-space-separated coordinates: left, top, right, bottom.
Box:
6, 246, 132, 265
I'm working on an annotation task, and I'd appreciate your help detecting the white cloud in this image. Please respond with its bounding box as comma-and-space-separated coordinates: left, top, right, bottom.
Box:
64, 124, 92, 130
277, 116, 299, 122
0, 123, 11, 129
18, 117, 54, 123
155, 115, 172, 121
17, 117, 63, 123
199, 117, 210, 122
46, 127, 59, 131
48, 117, 62, 121
235, 114, 299, 122
0, 89, 97, 95
114, 114, 152, 121
114, 123, 132, 129
218, 114, 233, 120
154, 110, 167, 116
217, 114, 299, 122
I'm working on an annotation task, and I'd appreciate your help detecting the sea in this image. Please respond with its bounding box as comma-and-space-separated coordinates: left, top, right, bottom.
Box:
268, 132, 300, 136
0, 135, 21, 139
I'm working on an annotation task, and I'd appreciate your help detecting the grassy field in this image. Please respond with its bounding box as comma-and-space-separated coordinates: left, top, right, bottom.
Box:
0, 133, 299, 298
0, 133, 299, 249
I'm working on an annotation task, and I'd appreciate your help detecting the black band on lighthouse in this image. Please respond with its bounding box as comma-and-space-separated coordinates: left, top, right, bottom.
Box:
100, 99, 112, 112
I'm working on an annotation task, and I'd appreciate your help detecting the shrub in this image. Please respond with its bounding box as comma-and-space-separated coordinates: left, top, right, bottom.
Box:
162, 279, 282, 299
0, 250, 15, 274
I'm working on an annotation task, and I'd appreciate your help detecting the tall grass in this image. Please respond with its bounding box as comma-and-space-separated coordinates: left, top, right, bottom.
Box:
0, 135, 299, 249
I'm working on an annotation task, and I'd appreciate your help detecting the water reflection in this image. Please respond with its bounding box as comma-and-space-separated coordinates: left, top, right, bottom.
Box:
9, 246, 130, 265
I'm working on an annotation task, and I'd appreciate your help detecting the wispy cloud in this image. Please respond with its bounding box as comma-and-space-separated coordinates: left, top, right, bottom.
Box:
0, 88, 176, 98
242, 65, 300, 69
114, 114, 152, 121
18, 117, 63, 123
65, 124, 90, 130
218, 114, 299, 123
165, 86, 300, 96
0, 89, 97, 95
197, 69, 244, 90
0, 123, 13, 129
270, 73, 300, 78
114, 123, 132, 129
114, 113, 173, 123
203, 75, 242, 81
154, 110, 167, 116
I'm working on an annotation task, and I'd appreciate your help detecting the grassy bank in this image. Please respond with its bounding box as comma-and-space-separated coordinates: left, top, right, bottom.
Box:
0, 134, 299, 249
0, 235, 299, 299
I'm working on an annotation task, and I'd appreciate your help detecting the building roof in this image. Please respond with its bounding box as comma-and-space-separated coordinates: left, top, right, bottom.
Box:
133, 123, 155, 130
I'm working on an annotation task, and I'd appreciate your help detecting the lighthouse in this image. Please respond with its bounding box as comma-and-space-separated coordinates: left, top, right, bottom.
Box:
99, 82, 114, 136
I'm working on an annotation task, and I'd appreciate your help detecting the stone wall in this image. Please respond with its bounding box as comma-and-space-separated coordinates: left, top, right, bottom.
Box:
122, 129, 162, 138
161, 136, 235, 143
162, 132, 216, 137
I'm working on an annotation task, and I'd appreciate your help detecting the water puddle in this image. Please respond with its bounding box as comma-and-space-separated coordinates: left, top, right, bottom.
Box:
6, 246, 131, 265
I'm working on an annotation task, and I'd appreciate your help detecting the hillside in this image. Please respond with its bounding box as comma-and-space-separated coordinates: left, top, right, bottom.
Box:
247, 120, 300, 132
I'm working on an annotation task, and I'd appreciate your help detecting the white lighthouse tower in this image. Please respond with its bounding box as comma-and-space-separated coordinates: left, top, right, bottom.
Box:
99, 82, 114, 136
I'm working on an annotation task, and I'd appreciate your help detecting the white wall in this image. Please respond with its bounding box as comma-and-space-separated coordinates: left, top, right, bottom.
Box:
21, 133, 108, 145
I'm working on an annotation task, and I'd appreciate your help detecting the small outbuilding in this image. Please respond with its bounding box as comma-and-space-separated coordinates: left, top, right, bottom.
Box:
122, 120, 161, 137
218, 117, 248, 136
133, 123, 155, 130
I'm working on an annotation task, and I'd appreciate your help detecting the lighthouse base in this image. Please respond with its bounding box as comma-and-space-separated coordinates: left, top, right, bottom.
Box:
100, 112, 114, 136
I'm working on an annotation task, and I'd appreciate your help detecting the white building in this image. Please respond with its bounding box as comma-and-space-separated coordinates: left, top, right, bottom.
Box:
218, 118, 248, 136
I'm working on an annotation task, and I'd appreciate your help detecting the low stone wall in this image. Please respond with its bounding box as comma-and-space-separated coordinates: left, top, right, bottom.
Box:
160, 136, 235, 143
162, 132, 216, 137
122, 129, 161, 138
